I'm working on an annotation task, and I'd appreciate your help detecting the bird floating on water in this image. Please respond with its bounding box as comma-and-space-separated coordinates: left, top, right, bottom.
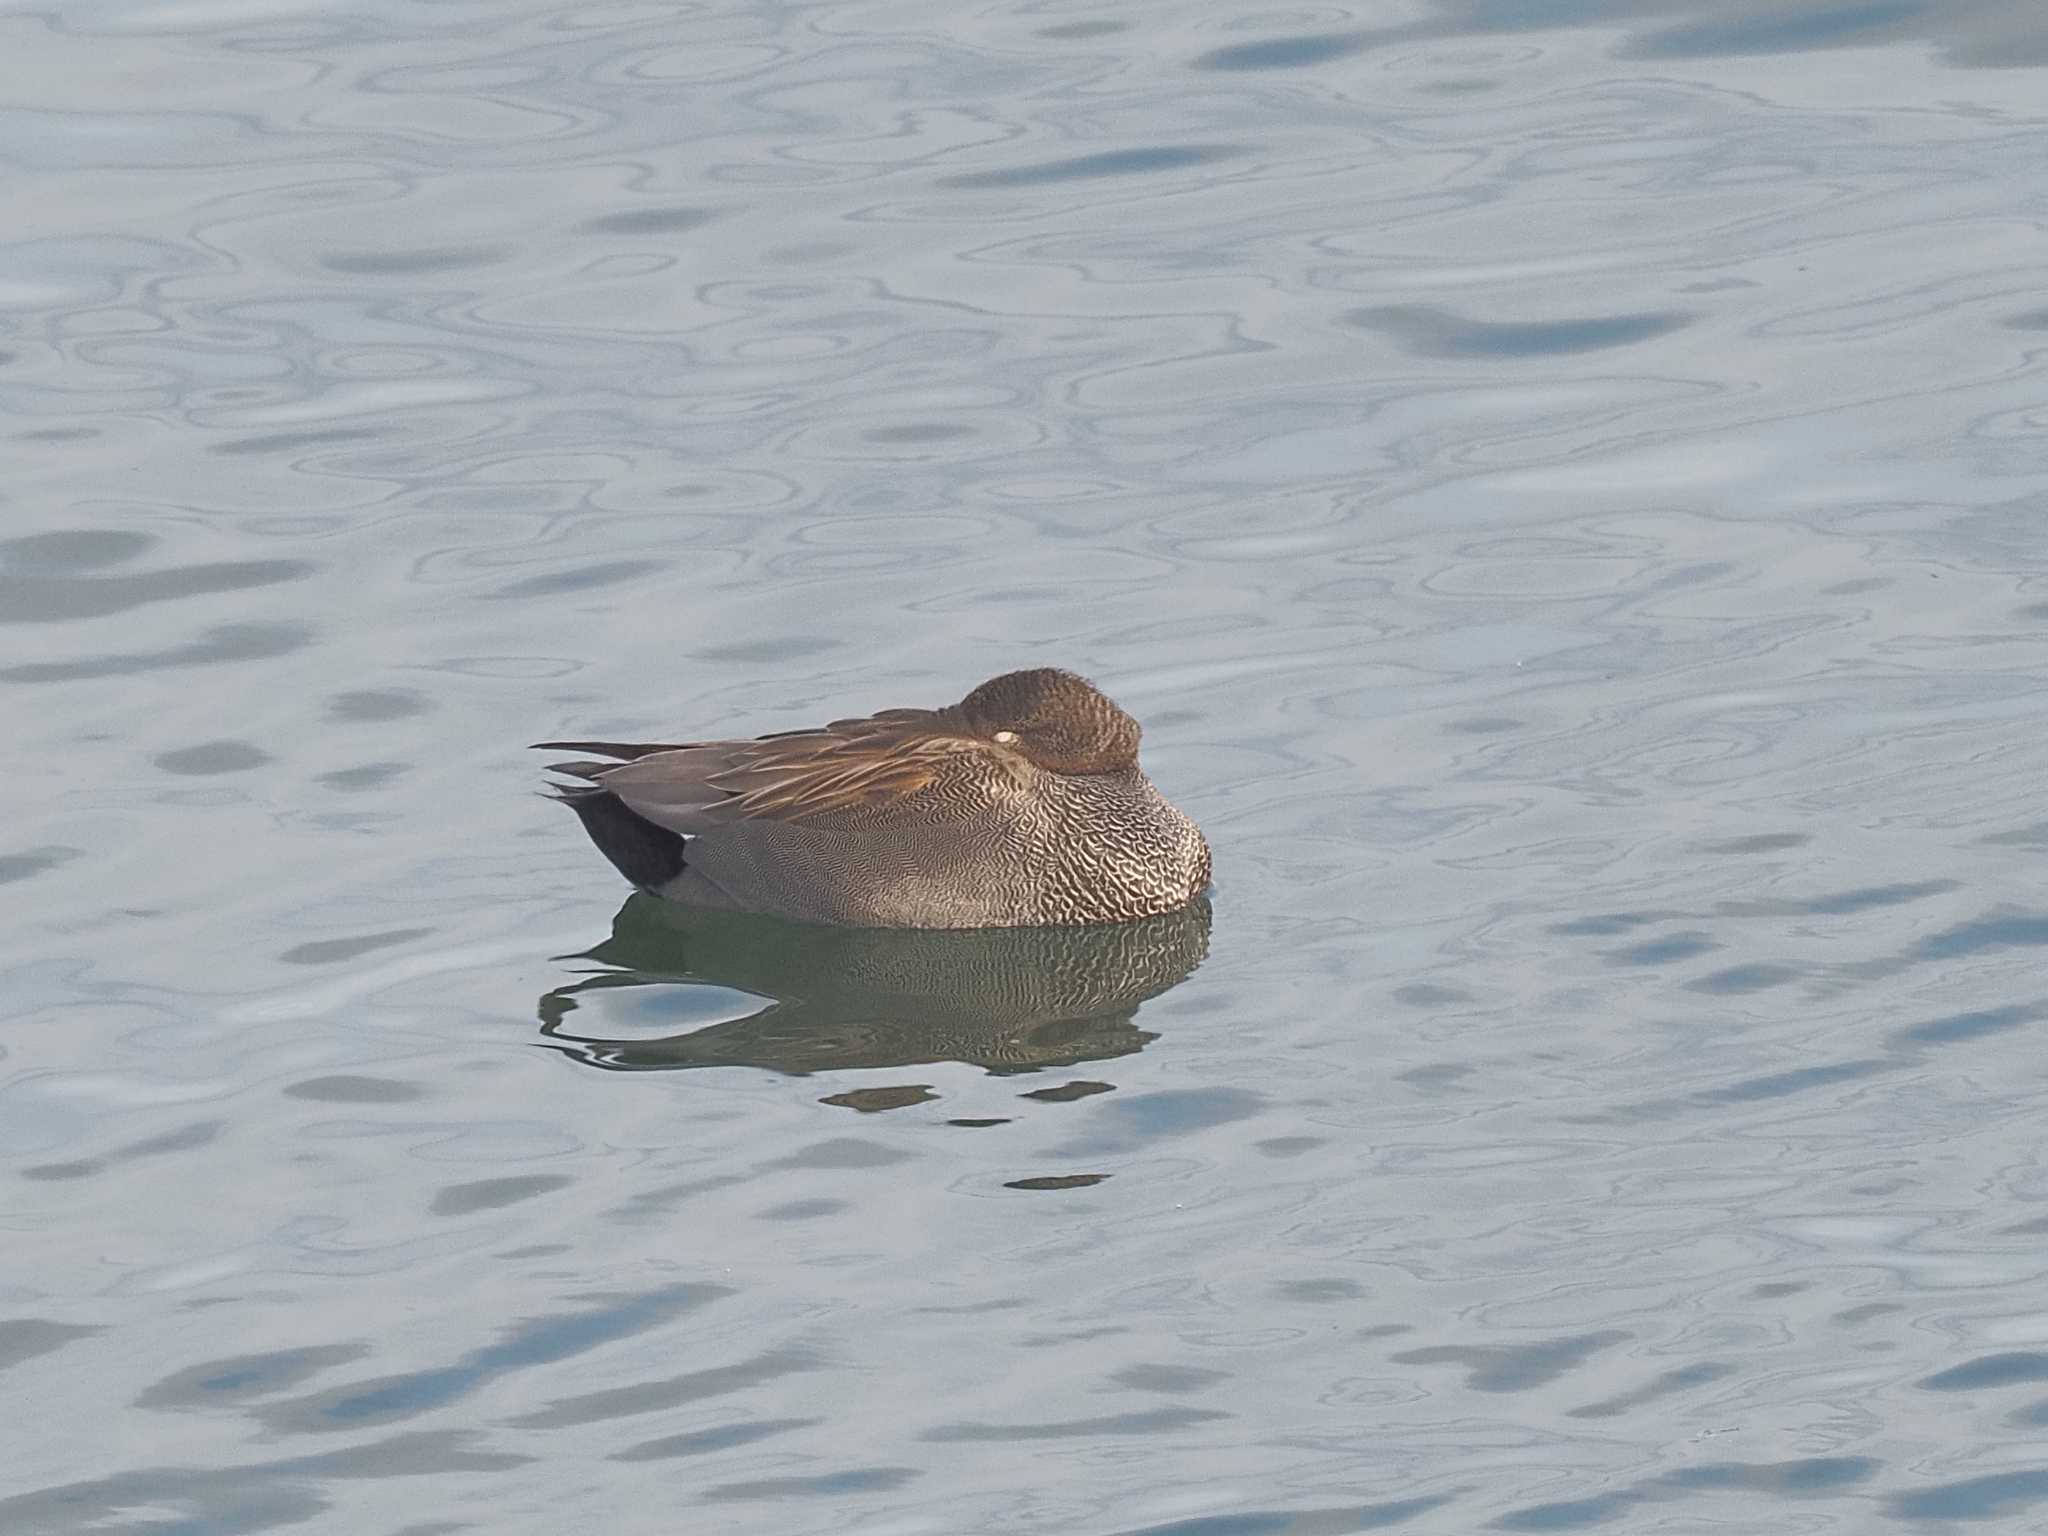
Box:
537, 667, 1210, 929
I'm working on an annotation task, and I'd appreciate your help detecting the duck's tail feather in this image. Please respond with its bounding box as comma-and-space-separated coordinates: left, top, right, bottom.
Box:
530, 740, 687, 761
548, 785, 687, 889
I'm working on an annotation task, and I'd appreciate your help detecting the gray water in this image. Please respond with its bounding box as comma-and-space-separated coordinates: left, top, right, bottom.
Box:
8, 0, 2048, 1530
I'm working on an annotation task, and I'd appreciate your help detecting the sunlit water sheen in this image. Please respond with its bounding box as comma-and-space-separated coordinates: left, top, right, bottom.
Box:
8, 1, 2048, 1531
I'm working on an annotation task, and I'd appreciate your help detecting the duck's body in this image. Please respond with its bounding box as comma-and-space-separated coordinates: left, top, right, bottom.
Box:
538, 668, 1210, 929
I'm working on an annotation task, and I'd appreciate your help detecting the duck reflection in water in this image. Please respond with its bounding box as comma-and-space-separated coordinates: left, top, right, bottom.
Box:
537, 893, 1211, 1075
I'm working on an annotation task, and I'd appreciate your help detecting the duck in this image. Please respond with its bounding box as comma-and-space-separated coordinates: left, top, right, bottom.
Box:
536, 667, 1210, 929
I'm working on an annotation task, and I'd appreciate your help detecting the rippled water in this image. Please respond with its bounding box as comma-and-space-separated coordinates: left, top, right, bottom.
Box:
9, 1, 2048, 1530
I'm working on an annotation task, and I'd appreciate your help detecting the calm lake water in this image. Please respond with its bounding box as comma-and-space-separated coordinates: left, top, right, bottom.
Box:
9, 1, 2048, 1531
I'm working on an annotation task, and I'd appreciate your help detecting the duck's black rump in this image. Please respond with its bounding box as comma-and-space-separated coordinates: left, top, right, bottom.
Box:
549, 786, 686, 889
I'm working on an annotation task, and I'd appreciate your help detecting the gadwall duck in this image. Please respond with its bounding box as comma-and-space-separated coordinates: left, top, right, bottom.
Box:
536, 668, 1211, 929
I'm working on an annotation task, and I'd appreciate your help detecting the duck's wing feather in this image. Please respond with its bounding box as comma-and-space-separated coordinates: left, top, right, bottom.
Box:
538, 707, 1013, 834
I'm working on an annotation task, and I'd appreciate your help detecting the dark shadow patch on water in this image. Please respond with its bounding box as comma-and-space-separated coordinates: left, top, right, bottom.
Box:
1275, 1278, 1366, 1302
1886, 1467, 2048, 1521
323, 247, 505, 275
1752, 880, 1957, 916
0, 533, 312, 623
766, 1138, 912, 1171
0, 621, 313, 683
27, 1120, 219, 1180
1693, 1058, 1888, 1105
507, 1346, 817, 1429
1377, 0, 2038, 71
1698, 832, 1810, 853
1569, 1361, 1736, 1418
1890, 1003, 2043, 1049
284, 1074, 425, 1103
211, 427, 384, 456
696, 635, 839, 664
279, 928, 431, 965
0, 1319, 101, 1373
1, 529, 153, 571
923, 1406, 1229, 1441
1664, 1456, 1876, 1493
1498, 1456, 1875, 1530
430, 1175, 573, 1217
1194, 31, 1373, 70
1113, 1363, 1227, 1394
1607, 931, 1718, 966
0, 845, 80, 884
317, 761, 409, 790
1394, 982, 1469, 1006
578, 206, 716, 236
938, 145, 1244, 189
1587, 1056, 1892, 1125
120, 1121, 222, 1159
1397, 1062, 1472, 1091
866, 422, 976, 443
1683, 963, 1799, 994
154, 739, 272, 775
1496, 1490, 1641, 1531
255, 1283, 725, 1433
20, 1160, 99, 1181
1977, 821, 2048, 847
1256, 1136, 1324, 1156
0, 1430, 527, 1533
481, 559, 664, 600
757, 1197, 849, 1218
1038, 19, 1127, 37
611, 1417, 820, 1461
1549, 911, 1675, 937
1347, 305, 1692, 358
136, 1344, 368, 1410
1913, 911, 2048, 961
705, 1466, 919, 1500
1392, 1329, 1628, 1392
327, 688, 430, 722
1116, 1494, 1455, 1534
1920, 1352, 2048, 1391
1791, 880, 1957, 915
1623, 2, 1919, 58
1650, 561, 1738, 592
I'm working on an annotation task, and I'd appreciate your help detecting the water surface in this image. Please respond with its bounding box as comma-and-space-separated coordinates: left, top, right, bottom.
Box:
8, 0, 2048, 1531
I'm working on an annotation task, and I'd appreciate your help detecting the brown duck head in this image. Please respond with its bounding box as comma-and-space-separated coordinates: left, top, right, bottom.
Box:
957, 668, 1141, 776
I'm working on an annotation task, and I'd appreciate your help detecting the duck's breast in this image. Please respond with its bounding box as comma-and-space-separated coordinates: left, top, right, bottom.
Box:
1034, 771, 1210, 925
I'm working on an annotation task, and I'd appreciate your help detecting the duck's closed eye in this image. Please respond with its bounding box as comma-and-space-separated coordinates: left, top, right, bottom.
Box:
992, 730, 1018, 744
